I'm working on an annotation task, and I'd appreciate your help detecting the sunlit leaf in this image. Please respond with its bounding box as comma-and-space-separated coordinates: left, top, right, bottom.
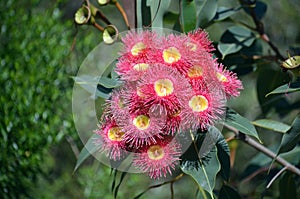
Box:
74, 134, 101, 173
277, 115, 300, 155
225, 108, 261, 142
252, 119, 291, 133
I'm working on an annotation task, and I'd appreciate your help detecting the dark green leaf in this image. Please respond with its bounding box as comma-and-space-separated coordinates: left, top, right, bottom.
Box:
74, 134, 101, 173
243, 1, 267, 20
214, 6, 241, 21
279, 172, 297, 199
256, 67, 291, 115
266, 81, 300, 96
216, 137, 230, 181
225, 108, 261, 142
181, 146, 220, 197
252, 119, 291, 133
180, 0, 197, 32
278, 115, 300, 154
218, 185, 241, 199
195, 0, 218, 28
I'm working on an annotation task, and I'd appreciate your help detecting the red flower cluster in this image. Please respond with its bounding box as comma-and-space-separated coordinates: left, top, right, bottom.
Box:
95, 29, 243, 179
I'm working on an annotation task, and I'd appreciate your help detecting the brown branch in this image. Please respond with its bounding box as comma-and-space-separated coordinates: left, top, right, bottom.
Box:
115, 1, 131, 30
225, 124, 300, 176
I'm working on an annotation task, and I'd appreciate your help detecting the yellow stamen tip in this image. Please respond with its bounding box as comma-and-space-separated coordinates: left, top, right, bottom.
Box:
189, 95, 209, 112
108, 127, 124, 141
188, 65, 203, 78
216, 72, 228, 82
147, 145, 165, 160
163, 47, 181, 64
154, 79, 174, 97
133, 63, 149, 71
131, 42, 146, 56
133, 115, 150, 130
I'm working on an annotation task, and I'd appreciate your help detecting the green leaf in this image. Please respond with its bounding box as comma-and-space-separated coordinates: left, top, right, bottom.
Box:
214, 6, 241, 21
196, 187, 213, 199
243, 1, 267, 20
266, 81, 300, 96
180, 0, 197, 32
278, 115, 300, 155
225, 108, 261, 142
218, 43, 243, 59
74, 134, 101, 173
216, 136, 230, 181
218, 185, 241, 199
195, 0, 218, 28
252, 119, 291, 133
146, 0, 171, 28
279, 172, 297, 199
181, 146, 220, 197
218, 26, 256, 59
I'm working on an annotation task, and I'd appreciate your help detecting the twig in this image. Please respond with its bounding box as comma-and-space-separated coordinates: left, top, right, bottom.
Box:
225, 124, 300, 176
266, 166, 287, 189
115, 1, 131, 30
170, 182, 174, 199
66, 135, 80, 158
247, 5, 285, 61
133, 173, 184, 199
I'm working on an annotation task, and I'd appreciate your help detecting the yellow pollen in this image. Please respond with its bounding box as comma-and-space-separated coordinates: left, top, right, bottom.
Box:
133, 63, 149, 71
154, 79, 174, 97
185, 42, 197, 51
188, 65, 203, 78
133, 115, 150, 130
163, 47, 181, 64
108, 127, 125, 141
136, 87, 146, 98
117, 97, 125, 109
189, 95, 209, 112
216, 72, 228, 82
147, 145, 165, 160
131, 42, 146, 56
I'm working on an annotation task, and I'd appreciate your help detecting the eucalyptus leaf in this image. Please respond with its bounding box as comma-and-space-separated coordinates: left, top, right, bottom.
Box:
243, 1, 267, 20
279, 172, 297, 199
266, 81, 300, 96
252, 119, 291, 133
218, 185, 242, 199
195, 0, 218, 28
225, 108, 261, 142
277, 115, 300, 155
181, 146, 220, 197
214, 6, 241, 21
74, 134, 101, 173
180, 0, 197, 32
146, 0, 171, 28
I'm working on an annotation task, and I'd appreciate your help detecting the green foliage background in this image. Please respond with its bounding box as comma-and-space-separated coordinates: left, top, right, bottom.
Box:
0, 0, 299, 199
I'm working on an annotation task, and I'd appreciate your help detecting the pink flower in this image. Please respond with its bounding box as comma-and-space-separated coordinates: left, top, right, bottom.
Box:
117, 107, 166, 148
187, 29, 215, 52
215, 63, 243, 97
137, 64, 192, 115
181, 80, 226, 130
133, 139, 182, 179
94, 119, 126, 161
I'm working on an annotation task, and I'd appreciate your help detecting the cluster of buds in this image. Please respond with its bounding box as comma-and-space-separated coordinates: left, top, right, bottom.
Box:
94, 29, 243, 179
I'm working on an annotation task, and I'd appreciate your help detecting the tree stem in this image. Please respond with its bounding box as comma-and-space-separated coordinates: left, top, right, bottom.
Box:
225, 124, 300, 176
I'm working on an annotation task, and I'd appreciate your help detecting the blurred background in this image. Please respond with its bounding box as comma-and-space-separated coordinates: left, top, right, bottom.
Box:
1, 0, 299, 198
